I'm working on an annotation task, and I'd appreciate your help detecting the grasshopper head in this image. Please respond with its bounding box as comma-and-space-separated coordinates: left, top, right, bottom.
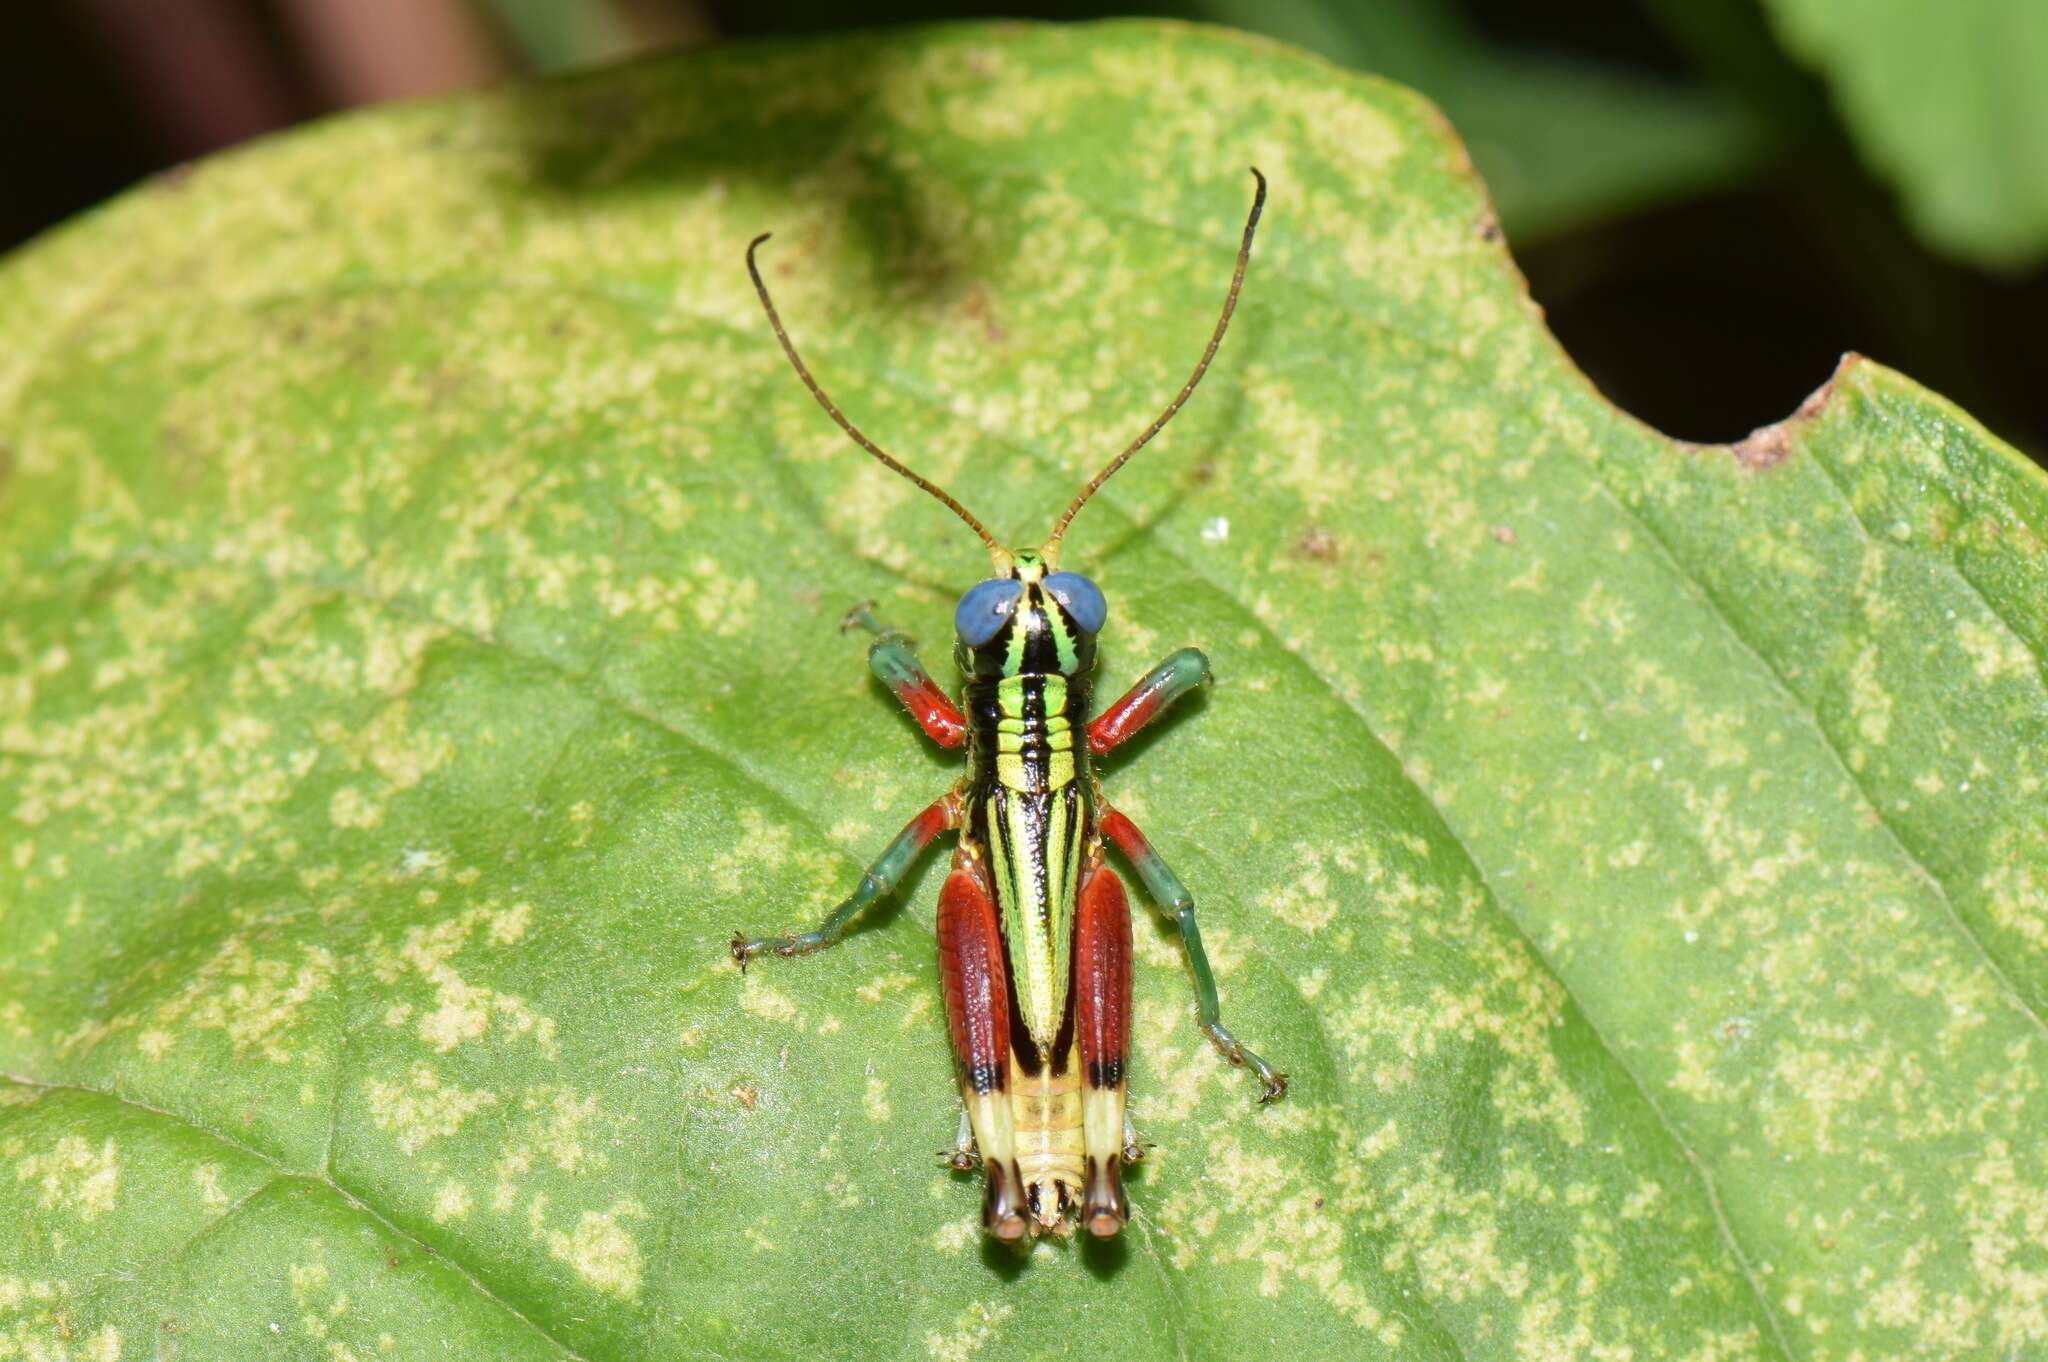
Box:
952, 550, 1105, 681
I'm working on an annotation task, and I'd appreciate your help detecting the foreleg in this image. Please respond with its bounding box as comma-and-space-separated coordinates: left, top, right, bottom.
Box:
1089, 647, 1210, 755
844, 602, 967, 749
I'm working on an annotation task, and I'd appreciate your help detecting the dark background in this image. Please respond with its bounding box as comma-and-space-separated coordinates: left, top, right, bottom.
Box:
5, 0, 2042, 456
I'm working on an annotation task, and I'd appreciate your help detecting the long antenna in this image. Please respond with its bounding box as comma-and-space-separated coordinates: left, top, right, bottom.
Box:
1042, 168, 1266, 561
747, 233, 1006, 563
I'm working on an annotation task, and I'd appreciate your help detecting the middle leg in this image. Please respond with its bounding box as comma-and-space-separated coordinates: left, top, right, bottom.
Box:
1089, 647, 1210, 755
730, 791, 961, 968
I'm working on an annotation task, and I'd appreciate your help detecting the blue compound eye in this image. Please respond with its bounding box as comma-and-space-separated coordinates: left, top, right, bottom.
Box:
954, 578, 1024, 647
1042, 572, 1107, 635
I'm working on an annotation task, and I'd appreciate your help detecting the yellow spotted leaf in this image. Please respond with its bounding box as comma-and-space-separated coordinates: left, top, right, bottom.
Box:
4, 20, 2047, 1362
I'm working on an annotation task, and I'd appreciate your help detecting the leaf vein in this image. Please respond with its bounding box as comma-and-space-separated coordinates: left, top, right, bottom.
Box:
1, 1073, 593, 1362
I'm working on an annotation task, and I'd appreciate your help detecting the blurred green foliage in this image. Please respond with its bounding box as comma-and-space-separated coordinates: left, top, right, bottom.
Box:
1755, 0, 2048, 268
1189, 0, 1767, 242
474, 0, 646, 71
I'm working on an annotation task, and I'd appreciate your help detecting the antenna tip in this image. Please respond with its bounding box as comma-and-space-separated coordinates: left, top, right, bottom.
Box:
746, 231, 774, 262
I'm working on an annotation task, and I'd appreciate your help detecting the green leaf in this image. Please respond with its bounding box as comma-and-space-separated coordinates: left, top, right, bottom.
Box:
3, 19, 2046, 1360
1755, 0, 2048, 266
474, 0, 644, 73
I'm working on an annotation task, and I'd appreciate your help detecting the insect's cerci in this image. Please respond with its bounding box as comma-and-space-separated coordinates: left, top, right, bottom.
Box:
731, 170, 1285, 1243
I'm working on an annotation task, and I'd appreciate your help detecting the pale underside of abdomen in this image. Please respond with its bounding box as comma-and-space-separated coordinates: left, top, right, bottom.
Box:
1010, 1055, 1084, 1232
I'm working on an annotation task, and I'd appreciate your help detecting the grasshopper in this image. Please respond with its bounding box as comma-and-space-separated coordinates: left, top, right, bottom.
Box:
732, 171, 1284, 1241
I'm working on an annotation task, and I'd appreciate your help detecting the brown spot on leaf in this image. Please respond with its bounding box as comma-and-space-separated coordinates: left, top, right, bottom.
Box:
1294, 525, 1340, 562
1731, 426, 1792, 470
731, 1082, 758, 1109
1488, 523, 1517, 546
1723, 353, 1862, 471
423, 365, 470, 407
962, 286, 1007, 344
